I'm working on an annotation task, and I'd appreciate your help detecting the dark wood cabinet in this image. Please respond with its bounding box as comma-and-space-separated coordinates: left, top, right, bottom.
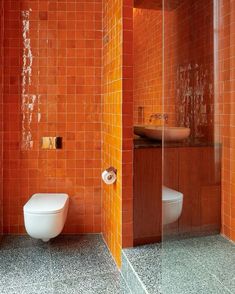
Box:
133, 146, 221, 245
177, 147, 221, 235
133, 148, 162, 246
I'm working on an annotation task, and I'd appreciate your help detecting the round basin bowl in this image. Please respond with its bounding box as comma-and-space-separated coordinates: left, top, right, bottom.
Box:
134, 125, 147, 137
144, 126, 190, 141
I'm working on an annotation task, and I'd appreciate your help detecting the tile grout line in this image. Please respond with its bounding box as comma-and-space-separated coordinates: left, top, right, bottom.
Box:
221, 233, 235, 246
100, 233, 121, 274
119, 269, 134, 294
181, 240, 234, 294
122, 235, 235, 294
118, 252, 134, 294
188, 255, 233, 294
46, 235, 122, 288
48, 243, 55, 292
3, 235, 233, 293
3, 282, 51, 292
100, 233, 121, 269
101, 234, 133, 293
1, 243, 53, 292
122, 250, 149, 294
0, 235, 142, 293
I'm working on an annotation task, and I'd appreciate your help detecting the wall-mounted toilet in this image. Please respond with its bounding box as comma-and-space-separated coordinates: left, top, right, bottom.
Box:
162, 186, 183, 225
23, 193, 69, 242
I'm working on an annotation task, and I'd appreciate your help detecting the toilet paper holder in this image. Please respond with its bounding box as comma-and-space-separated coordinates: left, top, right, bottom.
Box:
106, 166, 117, 174
102, 167, 117, 184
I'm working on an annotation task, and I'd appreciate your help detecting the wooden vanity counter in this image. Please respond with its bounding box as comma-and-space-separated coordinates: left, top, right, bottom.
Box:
133, 138, 221, 246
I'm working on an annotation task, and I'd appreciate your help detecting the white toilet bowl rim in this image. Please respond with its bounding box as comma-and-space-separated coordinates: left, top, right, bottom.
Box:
162, 186, 183, 203
162, 199, 183, 204
24, 210, 63, 216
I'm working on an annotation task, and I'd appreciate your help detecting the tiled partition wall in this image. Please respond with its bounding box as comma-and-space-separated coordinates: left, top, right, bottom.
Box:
102, 0, 133, 266
220, 0, 235, 241
3, 0, 103, 234
0, 0, 3, 234
122, 0, 133, 250
102, 0, 123, 266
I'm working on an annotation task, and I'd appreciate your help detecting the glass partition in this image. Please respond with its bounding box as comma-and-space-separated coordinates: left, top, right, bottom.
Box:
0, 0, 3, 237
162, 0, 223, 292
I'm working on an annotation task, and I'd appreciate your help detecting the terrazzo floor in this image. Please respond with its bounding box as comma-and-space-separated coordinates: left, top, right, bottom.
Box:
0, 234, 131, 294
122, 235, 235, 294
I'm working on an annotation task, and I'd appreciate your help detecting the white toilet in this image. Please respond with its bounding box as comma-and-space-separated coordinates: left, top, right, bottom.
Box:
162, 186, 183, 225
23, 193, 69, 242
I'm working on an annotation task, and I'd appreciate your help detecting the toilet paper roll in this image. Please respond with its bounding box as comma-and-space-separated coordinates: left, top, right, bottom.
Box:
102, 170, 117, 185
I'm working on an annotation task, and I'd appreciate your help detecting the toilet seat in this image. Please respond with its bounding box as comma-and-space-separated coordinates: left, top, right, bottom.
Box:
24, 193, 69, 214
162, 186, 183, 203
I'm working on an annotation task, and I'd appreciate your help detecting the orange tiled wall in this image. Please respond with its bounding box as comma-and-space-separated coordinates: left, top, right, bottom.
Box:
1, 0, 133, 265
0, 0, 3, 234
102, 0, 133, 266
102, 0, 123, 267
134, 1, 215, 140
133, 8, 162, 125
3, 0, 103, 234
164, 0, 214, 139
220, 0, 235, 241
122, 0, 134, 249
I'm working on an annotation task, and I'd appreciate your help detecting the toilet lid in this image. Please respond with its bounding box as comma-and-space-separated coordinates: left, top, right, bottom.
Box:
162, 186, 183, 203
24, 193, 69, 214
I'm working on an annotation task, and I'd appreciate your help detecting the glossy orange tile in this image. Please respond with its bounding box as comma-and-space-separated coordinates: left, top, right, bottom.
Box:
0, 0, 3, 234
3, 0, 102, 235
219, 0, 235, 240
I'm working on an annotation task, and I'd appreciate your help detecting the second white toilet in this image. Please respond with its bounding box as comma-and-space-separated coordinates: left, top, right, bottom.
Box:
23, 193, 69, 242
162, 186, 183, 225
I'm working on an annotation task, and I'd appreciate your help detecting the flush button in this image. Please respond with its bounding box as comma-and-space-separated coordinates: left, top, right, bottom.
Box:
41, 137, 62, 149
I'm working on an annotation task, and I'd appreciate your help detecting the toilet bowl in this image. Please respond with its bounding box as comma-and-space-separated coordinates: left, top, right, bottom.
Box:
23, 193, 69, 242
162, 186, 183, 225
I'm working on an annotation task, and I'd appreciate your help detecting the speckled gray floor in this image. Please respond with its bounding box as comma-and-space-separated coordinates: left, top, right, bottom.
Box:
122, 235, 235, 294
0, 234, 130, 294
